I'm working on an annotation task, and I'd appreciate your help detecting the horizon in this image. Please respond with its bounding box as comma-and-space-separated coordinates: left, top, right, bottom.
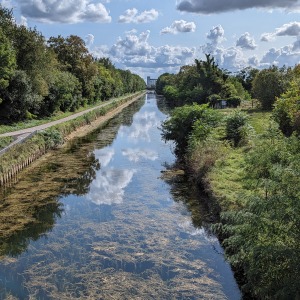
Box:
2, 0, 300, 80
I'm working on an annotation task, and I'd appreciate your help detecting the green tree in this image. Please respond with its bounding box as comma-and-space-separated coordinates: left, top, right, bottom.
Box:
273, 65, 300, 136
235, 66, 259, 95
195, 54, 228, 101
155, 73, 176, 95
0, 28, 16, 90
48, 35, 97, 101
0, 70, 42, 121
43, 70, 82, 114
252, 66, 290, 110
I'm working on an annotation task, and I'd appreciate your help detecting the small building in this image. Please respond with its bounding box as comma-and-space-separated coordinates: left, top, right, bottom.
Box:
147, 76, 157, 89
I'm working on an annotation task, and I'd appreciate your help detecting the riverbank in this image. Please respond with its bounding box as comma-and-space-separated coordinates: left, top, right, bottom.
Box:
171, 106, 300, 299
0, 92, 146, 186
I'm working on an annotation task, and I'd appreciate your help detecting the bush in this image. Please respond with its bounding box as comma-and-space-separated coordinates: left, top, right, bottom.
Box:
40, 129, 63, 150
161, 103, 220, 156
225, 111, 252, 147
218, 132, 300, 299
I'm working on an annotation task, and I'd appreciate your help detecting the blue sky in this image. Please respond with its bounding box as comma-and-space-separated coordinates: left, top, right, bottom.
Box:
2, 0, 300, 79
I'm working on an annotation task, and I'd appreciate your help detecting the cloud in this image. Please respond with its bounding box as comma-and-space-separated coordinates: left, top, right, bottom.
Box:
161, 20, 196, 34
236, 32, 257, 50
201, 25, 225, 54
177, 0, 300, 14
261, 22, 300, 41
16, 0, 112, 24
94, 148, 115, 167
85, 33, 95, 47
107, 30, 195, 69
1, 0, 12, 8
248, 56, 259, 66
260, 45, 300, 66
119, 111, 160, 142
293, 38, 300, 51
20, 16, 28, 27
118, 8, 158, 23
87, 169, 135, 205
206, 25, 225, 44
122, 148, 158, 162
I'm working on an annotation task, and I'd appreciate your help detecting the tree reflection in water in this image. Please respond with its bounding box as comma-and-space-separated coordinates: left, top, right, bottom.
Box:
0, 98, 144, 258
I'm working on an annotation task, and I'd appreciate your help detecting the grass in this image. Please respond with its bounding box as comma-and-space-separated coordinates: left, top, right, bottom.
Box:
205, 107, 272, 212
207, 148, 251, 211
0, 136, 14, 150
0, 92, 143, 134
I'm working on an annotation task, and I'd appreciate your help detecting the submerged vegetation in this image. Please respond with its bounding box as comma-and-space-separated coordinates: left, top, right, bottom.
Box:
158, 57, 300, 299
0, 96, 240, 299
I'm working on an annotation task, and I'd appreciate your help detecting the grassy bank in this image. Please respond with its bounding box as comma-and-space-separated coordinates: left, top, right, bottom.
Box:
163, 103, 299, 299
0, 92, 145, 185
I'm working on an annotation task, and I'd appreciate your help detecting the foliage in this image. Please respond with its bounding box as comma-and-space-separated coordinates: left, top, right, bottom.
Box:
219, 129, 300, 298
0, 5, 145, 125
43, 70, 82, 115
225, 110, 252, 147
0, 70, 42, 122
252, 66, 290, 110
273, 78, 300, 136
0, 28, 16, 90
161, 103, 220, 156
155, 73, 176, 95
235, 66, 259, 95
157, 54, 247, 107
0, 136, 13, 150
226, 97, 242, 108
40, 129, 64, 149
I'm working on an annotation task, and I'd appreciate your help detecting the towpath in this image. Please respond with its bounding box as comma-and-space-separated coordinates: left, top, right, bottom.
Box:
0, 93, 143, 138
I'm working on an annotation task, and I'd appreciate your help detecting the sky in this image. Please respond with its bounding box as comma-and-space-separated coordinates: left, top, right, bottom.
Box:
2, 0, 300, 80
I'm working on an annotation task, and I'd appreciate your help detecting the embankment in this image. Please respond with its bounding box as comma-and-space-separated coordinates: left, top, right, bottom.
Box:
0, 92, 146, 187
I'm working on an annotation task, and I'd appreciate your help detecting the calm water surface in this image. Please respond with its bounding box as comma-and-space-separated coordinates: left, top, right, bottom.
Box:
0, 94, 241, 299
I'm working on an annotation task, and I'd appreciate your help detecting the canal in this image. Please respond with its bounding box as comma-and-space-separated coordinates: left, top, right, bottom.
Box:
0, 93, 241, 299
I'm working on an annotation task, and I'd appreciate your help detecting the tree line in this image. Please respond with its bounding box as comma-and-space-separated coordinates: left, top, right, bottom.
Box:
0, 6, 145, 124
159, 56, 300, 298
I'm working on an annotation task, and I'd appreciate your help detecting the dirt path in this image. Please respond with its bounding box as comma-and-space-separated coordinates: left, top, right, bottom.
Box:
0, 93, 144, 138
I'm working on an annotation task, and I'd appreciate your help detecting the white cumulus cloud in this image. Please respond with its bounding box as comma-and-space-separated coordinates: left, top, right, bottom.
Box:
161, 20, 196, 34
85, 33, 95, 47
236, 32, 257, 50
261, 21, 300, 41
107, 30, 196, 69
16, 0, 112, 23
118, 8, 158, 23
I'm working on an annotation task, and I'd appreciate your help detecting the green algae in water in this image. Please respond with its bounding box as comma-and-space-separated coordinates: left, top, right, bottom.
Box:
0, 95, 240, 299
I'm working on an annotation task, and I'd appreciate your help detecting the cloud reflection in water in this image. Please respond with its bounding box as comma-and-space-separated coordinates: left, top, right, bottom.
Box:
119, 111, 159, 142
94, 148, 115, 167
87, 169, 136, 206
122, 148, 158, 162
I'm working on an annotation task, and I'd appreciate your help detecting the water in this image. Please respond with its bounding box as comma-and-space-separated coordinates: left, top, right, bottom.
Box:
0, 94, 241, 299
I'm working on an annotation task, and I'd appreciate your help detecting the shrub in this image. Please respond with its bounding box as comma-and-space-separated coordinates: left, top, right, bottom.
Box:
161, 103, 220, 156
40, 129, 64, 150
225, 111, 252, 147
